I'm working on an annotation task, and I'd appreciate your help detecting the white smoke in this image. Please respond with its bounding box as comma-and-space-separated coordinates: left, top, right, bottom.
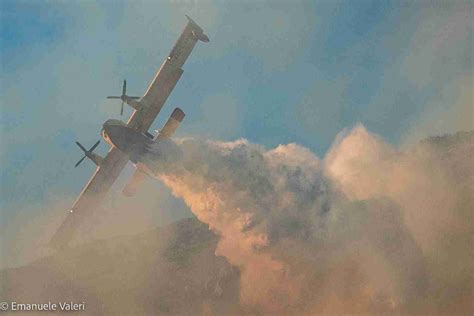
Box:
144, 126, 473, 314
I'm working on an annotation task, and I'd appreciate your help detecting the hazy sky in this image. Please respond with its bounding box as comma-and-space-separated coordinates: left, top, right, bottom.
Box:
1, 0, 472, 255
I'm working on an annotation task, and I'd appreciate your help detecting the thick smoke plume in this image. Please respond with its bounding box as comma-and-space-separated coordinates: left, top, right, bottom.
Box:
144, 126, 473, 314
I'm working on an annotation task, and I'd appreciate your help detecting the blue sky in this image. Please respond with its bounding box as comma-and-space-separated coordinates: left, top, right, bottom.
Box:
1, 0, 472, 266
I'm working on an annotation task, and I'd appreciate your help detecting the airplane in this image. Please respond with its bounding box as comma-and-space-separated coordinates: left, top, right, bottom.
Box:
50, 16, 209, 249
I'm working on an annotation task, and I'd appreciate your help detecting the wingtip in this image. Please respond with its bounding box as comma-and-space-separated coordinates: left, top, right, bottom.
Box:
200, 33, 210, 42
186, 15, 210, 42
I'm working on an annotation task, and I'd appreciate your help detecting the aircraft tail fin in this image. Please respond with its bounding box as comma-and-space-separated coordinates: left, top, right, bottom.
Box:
155, 107, 185, 139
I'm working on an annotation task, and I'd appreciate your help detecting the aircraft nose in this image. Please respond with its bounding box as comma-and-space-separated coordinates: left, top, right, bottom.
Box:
102, 119, 122, 136
102, 119, 113, 129
101, 123, 110, 135
101, 120, 117, 145
101, 126, 110, 144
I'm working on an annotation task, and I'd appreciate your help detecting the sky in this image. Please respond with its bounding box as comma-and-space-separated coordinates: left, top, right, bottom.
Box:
0, 0, 472, 266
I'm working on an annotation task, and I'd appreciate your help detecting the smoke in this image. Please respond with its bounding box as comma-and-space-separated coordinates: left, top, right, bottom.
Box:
0, 176, 191, 269
144, 126, 473, 314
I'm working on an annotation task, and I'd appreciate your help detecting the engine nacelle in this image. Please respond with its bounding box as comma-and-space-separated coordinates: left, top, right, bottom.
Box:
125, 97, 141, 110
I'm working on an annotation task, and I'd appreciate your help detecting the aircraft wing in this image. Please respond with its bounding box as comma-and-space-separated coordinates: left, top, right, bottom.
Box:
50, 147, 128, 248
128, 15, 208, 133
50, 16, 208, 249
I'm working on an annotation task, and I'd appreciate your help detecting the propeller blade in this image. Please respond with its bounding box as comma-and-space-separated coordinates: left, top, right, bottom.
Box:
75, 156, 86, 167
109, 80, 137, 111
75, 141, 87, 153
89, 140, 100, 152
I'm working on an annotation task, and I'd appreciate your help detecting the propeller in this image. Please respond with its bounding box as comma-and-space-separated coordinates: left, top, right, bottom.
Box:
107, 79, 140, 116
75, 140, 100, 167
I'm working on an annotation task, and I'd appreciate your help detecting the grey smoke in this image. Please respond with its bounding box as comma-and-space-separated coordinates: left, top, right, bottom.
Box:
140, 126, 473, 314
